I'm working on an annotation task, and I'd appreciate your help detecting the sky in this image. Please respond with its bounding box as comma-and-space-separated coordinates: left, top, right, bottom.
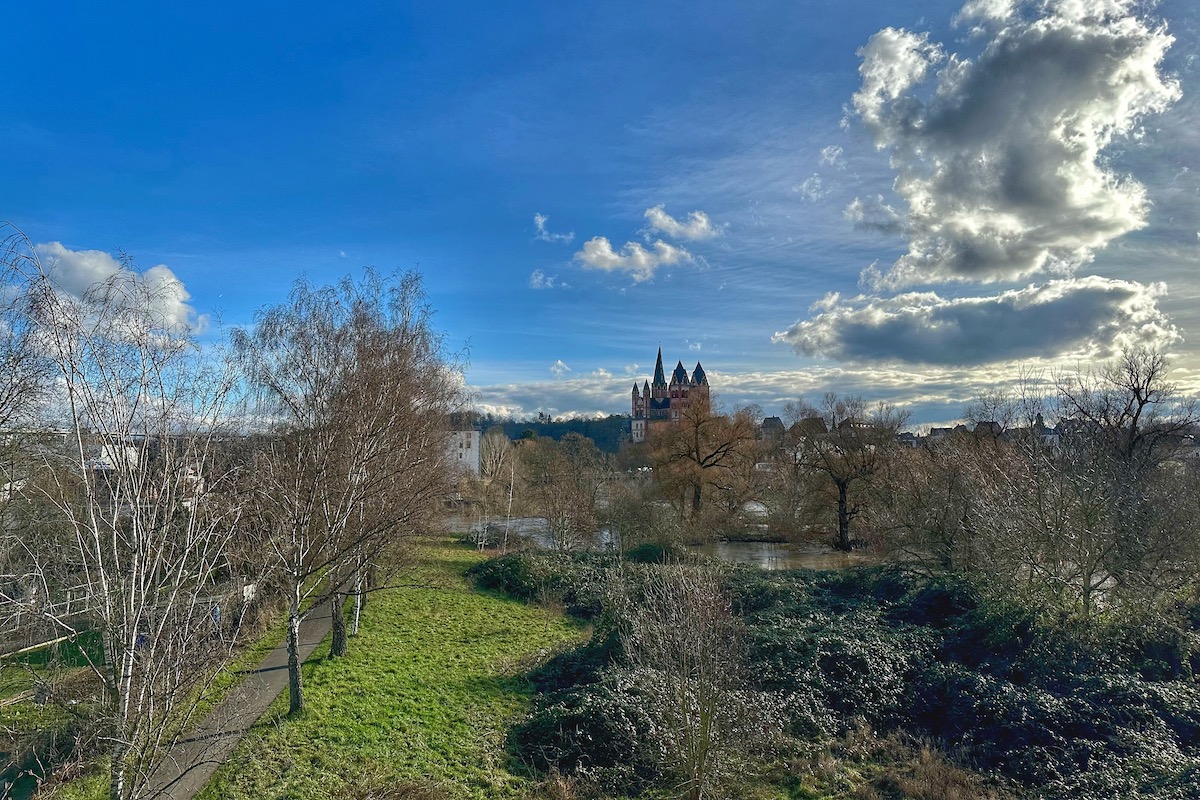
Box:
5, 0, 1200, 429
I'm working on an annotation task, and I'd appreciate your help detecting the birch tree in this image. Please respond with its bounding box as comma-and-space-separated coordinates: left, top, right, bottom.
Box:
232, 270, 458, 714
0, 225, 247, 800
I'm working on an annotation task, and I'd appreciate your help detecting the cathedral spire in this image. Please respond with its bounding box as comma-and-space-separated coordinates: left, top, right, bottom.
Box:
652, 346, 667, 387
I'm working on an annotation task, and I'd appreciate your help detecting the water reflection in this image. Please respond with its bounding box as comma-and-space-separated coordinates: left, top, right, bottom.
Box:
455, 516, 876, 571
689, 541, 878, 571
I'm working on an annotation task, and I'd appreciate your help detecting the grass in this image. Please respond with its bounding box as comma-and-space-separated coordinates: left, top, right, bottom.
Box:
195, 541, 586, 800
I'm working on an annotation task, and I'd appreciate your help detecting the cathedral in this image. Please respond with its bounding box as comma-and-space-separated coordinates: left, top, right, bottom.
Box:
630, 347, 710, 443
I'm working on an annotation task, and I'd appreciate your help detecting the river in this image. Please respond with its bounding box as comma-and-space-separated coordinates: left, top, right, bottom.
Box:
456, 516, 878, 571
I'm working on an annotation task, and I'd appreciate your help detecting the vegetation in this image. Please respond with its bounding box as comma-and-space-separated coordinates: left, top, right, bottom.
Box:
474, 550, 1200, 800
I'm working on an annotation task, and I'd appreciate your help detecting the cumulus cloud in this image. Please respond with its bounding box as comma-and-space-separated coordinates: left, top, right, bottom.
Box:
774, 276, 1177, 365
35, 242, 205, 331
643, 205, 723, 241
550, 359, 571, 378
852, 0, 1180, 286
529, 269, 568, 290
533, 213, 574, 244
574, 236, 692, 282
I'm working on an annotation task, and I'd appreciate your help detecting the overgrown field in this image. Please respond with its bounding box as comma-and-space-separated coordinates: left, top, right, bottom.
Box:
195, 543, 585, 800
470, 550, 1200, 800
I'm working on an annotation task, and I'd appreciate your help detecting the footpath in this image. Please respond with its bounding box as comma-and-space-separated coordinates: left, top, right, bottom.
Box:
142, 603, 334, 800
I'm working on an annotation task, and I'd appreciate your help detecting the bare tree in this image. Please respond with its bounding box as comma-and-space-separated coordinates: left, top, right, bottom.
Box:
784, 394, 909, 551
232, 270, 459, 714
933, 349, 1200, 619
0, 224, 52, 431
1, 228, 247, 800
647, 400, 760, 533
464, 426, 515, 550
515, 433, 607, 552
621, 566, 779, 800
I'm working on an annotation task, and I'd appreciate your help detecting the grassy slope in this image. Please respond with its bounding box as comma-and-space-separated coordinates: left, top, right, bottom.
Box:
196, 542, 585, 800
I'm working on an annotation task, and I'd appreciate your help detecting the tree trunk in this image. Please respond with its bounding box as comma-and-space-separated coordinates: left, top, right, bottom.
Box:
360, 565, 376, 611
287, 599, 304, 716
351, 567, 363, 637
836, 480, 853, 551
330, 591, 348, 657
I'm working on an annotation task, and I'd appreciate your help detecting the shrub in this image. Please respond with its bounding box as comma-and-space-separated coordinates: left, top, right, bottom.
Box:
510, 674, 661, 794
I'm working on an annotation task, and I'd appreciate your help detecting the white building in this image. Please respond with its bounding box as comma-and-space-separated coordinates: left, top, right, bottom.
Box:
446, 430, 480, 475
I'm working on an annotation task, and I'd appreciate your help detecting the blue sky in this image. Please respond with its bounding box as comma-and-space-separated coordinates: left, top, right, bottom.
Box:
6, 0, 1200, 428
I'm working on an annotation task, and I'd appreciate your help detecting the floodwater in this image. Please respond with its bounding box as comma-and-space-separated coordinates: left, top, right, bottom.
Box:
688, 540, 880, 571
456, 516, 879, 572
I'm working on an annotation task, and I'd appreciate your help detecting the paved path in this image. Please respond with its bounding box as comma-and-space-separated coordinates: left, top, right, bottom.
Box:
142, 603, 334, 799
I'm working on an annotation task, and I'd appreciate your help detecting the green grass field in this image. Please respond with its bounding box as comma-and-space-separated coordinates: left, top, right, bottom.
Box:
195, 542, 586, 800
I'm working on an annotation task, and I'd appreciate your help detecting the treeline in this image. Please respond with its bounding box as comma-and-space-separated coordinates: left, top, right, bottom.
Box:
481, 346, 1200, 627
469, 413, 628, 454
0, 225, 459, 799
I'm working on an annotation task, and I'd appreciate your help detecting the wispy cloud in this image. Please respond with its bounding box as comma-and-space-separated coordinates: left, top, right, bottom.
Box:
574, 236, 692, 282
643, 204, 724, 241
794, 175, 827, 202
843, 195, 902, 234
529, 269, 568, 290
819, 145, 845, 167
533, 212, 575, 244
549, 359, 571, 378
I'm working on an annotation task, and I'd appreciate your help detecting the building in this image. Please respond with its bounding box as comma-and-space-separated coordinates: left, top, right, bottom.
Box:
446, 429, 480, 475
630, 347, 710, 443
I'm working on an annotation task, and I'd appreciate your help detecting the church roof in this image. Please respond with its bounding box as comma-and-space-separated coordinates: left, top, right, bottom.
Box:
652, 347, 666, 386
691, 362, 707, 385
671, 360, 689, 385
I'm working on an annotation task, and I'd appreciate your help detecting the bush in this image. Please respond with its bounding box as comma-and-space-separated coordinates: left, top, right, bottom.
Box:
527, 629, 624, 692
466, 552, 617, 620
621, 541, 683, 564
510, 674, 661, 794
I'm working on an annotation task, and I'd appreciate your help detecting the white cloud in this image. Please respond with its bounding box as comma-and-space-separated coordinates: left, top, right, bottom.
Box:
533, 212, 575, 244
794, 175, 827, 202
643, 205, 724, 241
529, 269, 568, 290
549, 359, 571, 378
844, 195, 902, 233
574, 236, 692, 282
819, 145, 846, 167
35, 242, 206, 331
774, 276, 1177, 365
852, 0, 1180, 286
